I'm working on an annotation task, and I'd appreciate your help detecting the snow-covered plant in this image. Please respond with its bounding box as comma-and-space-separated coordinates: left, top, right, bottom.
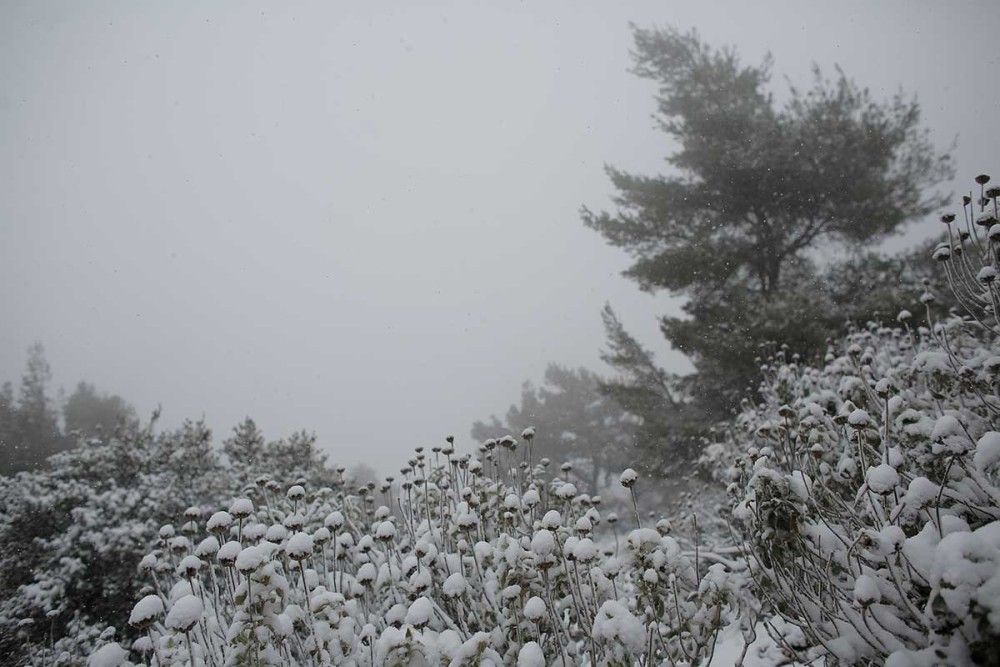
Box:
722, 175, 1000, 665
90, 435, 750, 665
0, 415, 337, 664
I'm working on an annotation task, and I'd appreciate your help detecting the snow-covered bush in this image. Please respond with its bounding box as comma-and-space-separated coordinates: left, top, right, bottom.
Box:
722, 179, 1000, 665
90, 434, 750, 665
0, 415, 336, 664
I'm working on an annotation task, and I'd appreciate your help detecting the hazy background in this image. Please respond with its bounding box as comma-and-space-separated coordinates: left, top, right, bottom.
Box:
2, 0, 997, 473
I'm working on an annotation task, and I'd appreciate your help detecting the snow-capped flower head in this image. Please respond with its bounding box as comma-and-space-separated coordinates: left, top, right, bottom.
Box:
619, 468, 638, 488
501, 584, 522, 601
242, 522, 266, 542
521, 427, 535, 440
158, 525, 175, 540
312, 526, 331, 545
176, 555, 203, 578
374, 521, 397, 542
541, 510, 562, 529
206, 511, 233, 535
228, 498, 254, 519
556, 482, 577, 499
286, 485, 306, 501
931, 414, 972, 454
217, 541, 241, 567
592, 600, 646, 653
853, 574, 881, 607
194, 536, 220, 558
324, 510, 345, 530
456, 510, 479, 530
573, 538, 598, 563
974, 431, 1000, 471
405, 596, 433, 628
183, 506, 201, 520
165, 594, 203, 633
285, 532, 314, 560
847, 409, 871, 429
88, 643, 128, 667
865, 464, 899, 495
128, 595, 164, 630
523, 596, 547, 622
169, 536, 191, 555
530, 529, 555, 557
517, 641, 545, 667
356, 562, 377, 586
442, 573, 466, 598
522, 488, 540, 508
235, 545, 266, 573
131, 636, 153, 655
137, 554, 157, 573
266, 524, 288, 543
978, 266, 997, 284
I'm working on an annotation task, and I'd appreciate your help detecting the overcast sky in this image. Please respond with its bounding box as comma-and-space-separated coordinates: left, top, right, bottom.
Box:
2, 1, 998, 474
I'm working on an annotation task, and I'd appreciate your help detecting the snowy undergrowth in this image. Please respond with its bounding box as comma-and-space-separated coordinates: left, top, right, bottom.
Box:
711, 180, 1000, 666
90, 436, 748, 666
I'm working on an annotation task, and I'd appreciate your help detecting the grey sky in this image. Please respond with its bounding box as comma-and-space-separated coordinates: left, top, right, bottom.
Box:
2, 1, 998, 473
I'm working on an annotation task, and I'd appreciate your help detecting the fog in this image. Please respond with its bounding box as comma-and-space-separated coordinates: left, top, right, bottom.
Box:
2, 0, 997, 474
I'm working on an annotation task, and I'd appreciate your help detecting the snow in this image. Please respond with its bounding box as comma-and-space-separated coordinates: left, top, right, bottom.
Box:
540, 510, 561, 528
975, 431, 1000, 471
443, 572, 466, 597
405, 596, 433, 626
217, 540, 242, 565
530, 529, 555, 556
235, 545, 265, 572
87, 643, 128, 667
866, 464, 899, 494
206, 510, 233, 532
853, 574, 881, 605
194, 536, 220, 557
176, 554, 203, 576
523, 596, 546, 621
848, 408, 871, 428
592, 600, 646, 652
517, 641, 545, 667
128, 594, 164, 627
285, 532, 314, 560
165, 594, 203, 632
374, 521, 397, 540
228, 497, 254, 517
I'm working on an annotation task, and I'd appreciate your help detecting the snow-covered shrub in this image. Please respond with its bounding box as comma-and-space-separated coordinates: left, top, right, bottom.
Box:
0, 415, 336, 663
91, 437, 750, 665
722, 181, 1000, 665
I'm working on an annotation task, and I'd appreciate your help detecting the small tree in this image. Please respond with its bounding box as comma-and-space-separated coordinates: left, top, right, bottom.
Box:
222, 417, 267, 486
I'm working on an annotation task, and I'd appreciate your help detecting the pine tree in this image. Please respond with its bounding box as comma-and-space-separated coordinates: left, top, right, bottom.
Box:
582, 27, 953, 470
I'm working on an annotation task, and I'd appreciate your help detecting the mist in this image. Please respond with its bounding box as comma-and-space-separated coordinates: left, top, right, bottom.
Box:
2, 0, 997, 474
